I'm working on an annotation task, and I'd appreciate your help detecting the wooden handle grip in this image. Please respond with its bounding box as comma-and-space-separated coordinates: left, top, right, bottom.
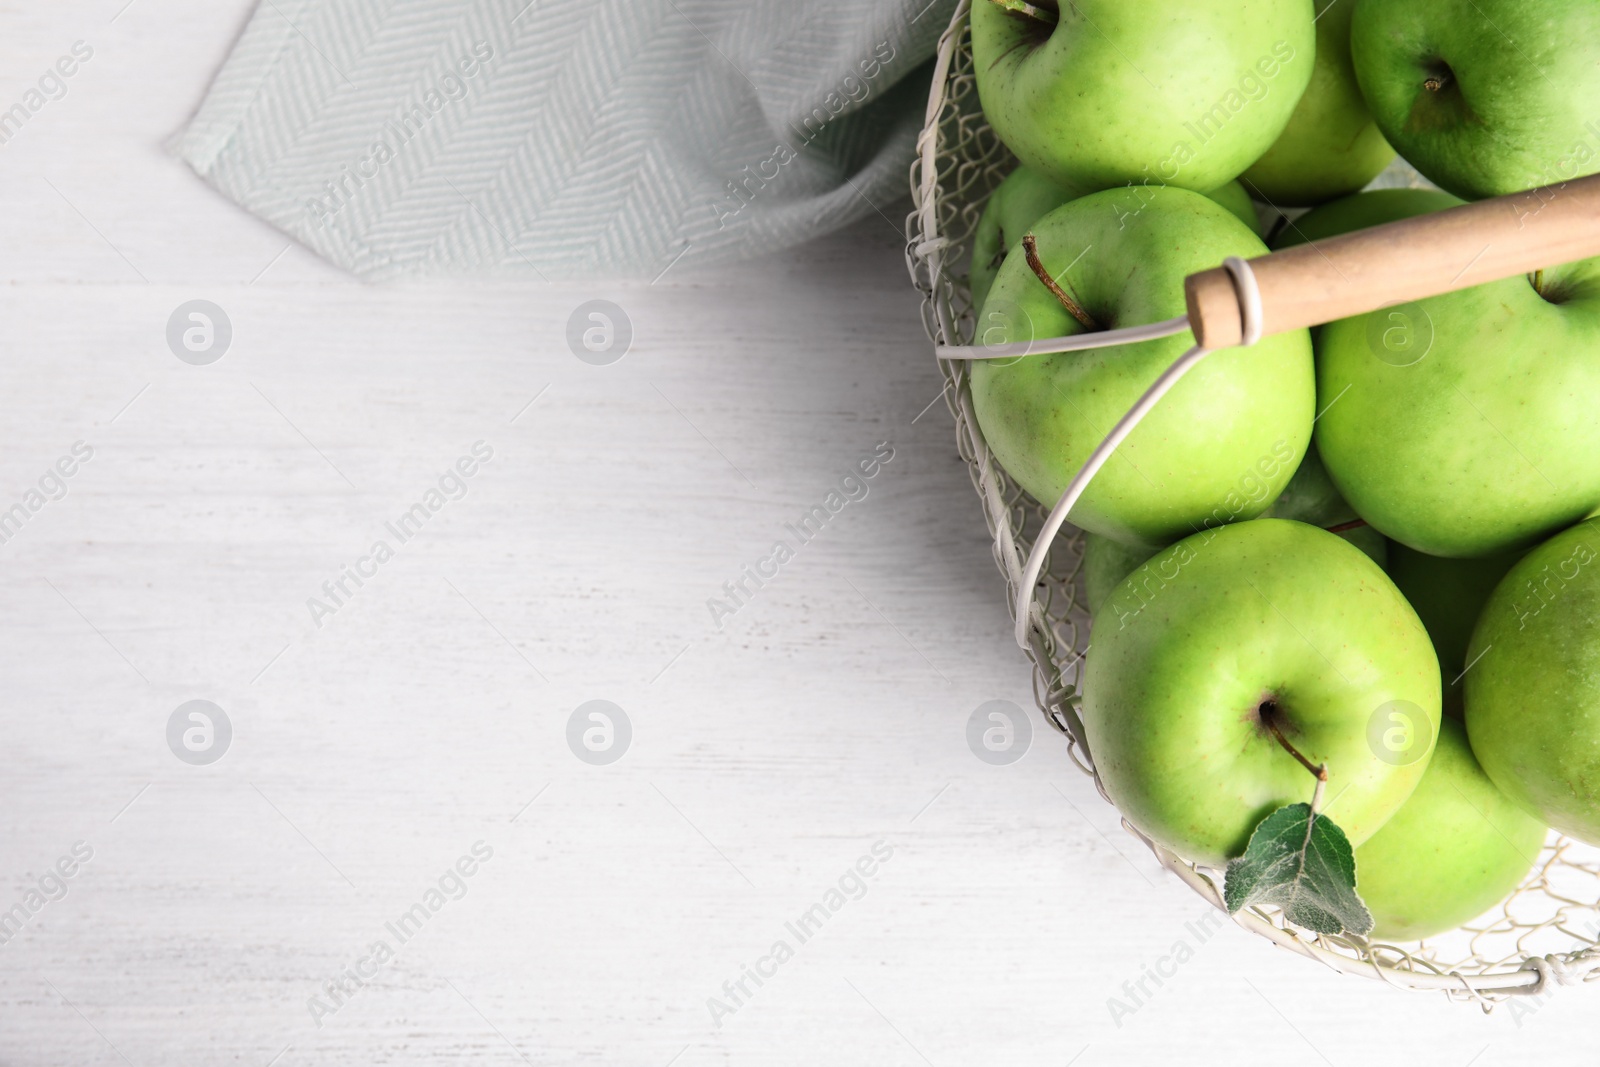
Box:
1185, 173, 1600, 349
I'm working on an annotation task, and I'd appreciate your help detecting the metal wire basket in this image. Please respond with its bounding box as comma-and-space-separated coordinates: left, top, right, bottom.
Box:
903, 0, 1600, 1006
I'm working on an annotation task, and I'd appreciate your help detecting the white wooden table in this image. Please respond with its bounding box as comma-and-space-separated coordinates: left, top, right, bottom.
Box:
0, 2, 1589, 1064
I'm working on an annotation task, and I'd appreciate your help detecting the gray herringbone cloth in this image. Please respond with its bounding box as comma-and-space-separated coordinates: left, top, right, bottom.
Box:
174, 0, 953, 280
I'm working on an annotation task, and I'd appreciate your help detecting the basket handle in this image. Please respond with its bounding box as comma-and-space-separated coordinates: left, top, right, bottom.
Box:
1186, 172, 1600, 349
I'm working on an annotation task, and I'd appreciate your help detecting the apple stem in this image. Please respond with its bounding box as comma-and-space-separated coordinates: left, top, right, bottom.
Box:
1530, 268, 1546, 296
1022, 233, 1100, 331
1323, 518, 1369, 534
986, 0, 1058, 28
1262, 710, 1329, 784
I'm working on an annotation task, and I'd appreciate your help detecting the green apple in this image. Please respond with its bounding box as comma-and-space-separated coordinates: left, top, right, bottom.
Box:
1315, 251, 1600, 557
1084, 518, 1440, 866
1353, 717, 1545, 941
1351, 0, 1600, 199
1386, 544, 1521, 718
1240, 0, 1395, 206
1466, 519, 1600, 843
1270, 188, 1463, 250
972, 0, 1314, 195
973, 186, 1314, 547
971, 170, 1259, 311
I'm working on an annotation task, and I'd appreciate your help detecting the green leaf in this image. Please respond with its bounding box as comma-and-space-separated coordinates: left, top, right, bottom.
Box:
1223, 803, 1374, 937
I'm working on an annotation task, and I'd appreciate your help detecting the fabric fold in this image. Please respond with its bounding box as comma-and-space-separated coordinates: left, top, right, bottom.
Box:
174, 0, 954, 280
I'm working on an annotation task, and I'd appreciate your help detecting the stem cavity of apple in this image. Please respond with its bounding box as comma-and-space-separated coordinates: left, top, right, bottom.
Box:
1022, 233, 1101, 332
987, 0, 1058, 29
1421, 61, 1454, 95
